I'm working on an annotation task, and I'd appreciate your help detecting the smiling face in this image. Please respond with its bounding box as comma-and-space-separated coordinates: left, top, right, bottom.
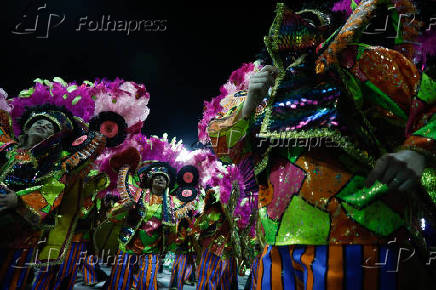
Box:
151, 174, 168, 195
25, 119, 56, 144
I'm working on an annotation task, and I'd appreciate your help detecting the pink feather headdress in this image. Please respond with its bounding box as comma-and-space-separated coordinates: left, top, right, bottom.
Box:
9, 77, 151, 137
9, 77, 152, 198
93, 79, 150, 131
198, 62, 261, 144
95, 134, 227, 198
94, 133, 183, 198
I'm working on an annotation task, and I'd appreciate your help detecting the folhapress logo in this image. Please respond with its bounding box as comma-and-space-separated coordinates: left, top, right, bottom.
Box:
11, 3, 168, 39
11, 3, 65, 39
76, 16, 167, 35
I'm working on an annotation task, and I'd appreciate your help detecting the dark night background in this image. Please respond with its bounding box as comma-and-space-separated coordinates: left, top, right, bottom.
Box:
0, 1, 277, 147
1, 1, 434, 148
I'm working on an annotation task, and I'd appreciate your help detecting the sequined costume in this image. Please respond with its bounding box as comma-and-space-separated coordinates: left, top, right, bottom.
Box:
203, 2, 436, 289
194, 188, 239, 290
0, 93, 105, 289
7, 77, 149, 289
192, 158, 258, 290
168, 166, 202, 290
74, 171, 109, 287
169, 219, 197, 290
32, 171, 108, 290
105, 150, 177, 290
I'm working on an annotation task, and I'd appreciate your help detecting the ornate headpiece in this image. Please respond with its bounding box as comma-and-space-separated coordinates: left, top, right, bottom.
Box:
89, 111, 127, 147
11, 78, 96, 137
11, 77, 151, 141
22, 108, 74, 134
173, 165, 200, 202
17, 104, 82, 150
137, 161, 177, 190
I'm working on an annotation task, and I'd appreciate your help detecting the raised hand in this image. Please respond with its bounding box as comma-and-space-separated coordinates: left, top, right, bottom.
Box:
242, 65, 278, 119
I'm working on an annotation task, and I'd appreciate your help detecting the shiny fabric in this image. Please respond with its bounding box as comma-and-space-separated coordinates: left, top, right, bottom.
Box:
256, 244, 435, 290
258, 149, 411, 246
207, 2, 435, 247
110, 188, 165, 255
81, 253, 98, 286
170, 253, 195, 290
265, 66, 341, 134
107, 249, 159, 290
250, 255, 260, 290
196, 248, 238, 290
0, 124, 65, 249
195, 204, 232, 258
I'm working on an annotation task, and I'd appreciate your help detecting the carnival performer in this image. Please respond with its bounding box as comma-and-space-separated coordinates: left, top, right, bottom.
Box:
99, 133, 228, 290
168, 165, 202, 290
33, 170, 109, 290
73, 80, 151, 289
105, 143, 177, 290
187, 150, 257, 290
169, 217, 197, 290
200, 1, 436, 289
75, 170, 109, 288
94, 134, 182, 289
27, 78, 151, 290
194, 187, 238, 290
0, 81, 106, 290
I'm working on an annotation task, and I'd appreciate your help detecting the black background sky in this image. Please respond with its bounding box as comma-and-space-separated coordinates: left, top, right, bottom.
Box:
1, 1, 277, 147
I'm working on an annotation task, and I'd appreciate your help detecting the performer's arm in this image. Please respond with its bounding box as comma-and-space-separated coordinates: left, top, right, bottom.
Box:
14, 131, 107, 226
207, 65, 277, 163
0, 171, 66, 226
106, 165, 136, 221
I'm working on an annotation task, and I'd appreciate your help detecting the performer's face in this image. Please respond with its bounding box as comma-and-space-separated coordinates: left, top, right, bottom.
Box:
151, 174, 168, 195
26, 119, 55, 140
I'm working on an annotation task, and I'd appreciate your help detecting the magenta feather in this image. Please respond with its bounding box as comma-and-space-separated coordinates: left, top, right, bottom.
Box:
9, 78, 151, 137
332, 0, 361, 15
417, 31, 436, 69
198, 63, 259, 144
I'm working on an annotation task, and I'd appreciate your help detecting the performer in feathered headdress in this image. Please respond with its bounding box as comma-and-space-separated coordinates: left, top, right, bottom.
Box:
14, 77, 151, 290
167, 148, 228, 290
191, 156, 259, 290
0, 80, 108, 290
201, 1, 436, 289
103, 134, 185, 290
100, 133, 229, 290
